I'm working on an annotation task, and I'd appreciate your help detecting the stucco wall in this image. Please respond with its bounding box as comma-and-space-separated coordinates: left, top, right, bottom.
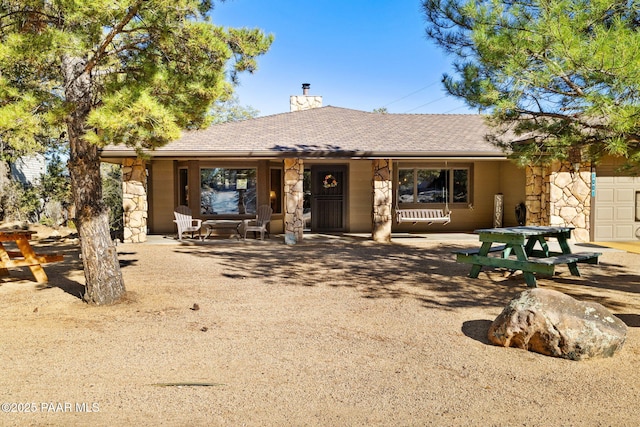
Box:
458, 161, 502, 231
150, 160, 175, 234
451, 160, 526, 231
499, 161, 527, 227
145, 158, 526, 237
392, 160, 525, 233
348, 160, 373, 233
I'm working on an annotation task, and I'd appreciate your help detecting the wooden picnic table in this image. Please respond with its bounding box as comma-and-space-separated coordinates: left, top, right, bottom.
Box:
455, 226, 601, 287
0, 230, 63, 283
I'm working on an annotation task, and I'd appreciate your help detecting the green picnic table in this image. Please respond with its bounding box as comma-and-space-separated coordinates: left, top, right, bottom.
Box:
455, 226, 601, 287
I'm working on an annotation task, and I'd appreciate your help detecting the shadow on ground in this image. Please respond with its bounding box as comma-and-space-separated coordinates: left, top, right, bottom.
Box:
32, 240, 85, 299
462, 319, 493, 344
0, 239, 85, 300
12, 234, 639, 314
167, 235, 640, 312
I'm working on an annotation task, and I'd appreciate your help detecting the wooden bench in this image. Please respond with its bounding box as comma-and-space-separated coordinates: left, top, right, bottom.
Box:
455, 245, 507, 256
3, 250, 64, 264
455, 249, 601, 286
528, 252, 601, 266
396, 209, 451, 225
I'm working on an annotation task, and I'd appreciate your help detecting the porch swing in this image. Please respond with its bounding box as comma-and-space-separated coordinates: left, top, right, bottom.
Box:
395, 202, 451, 226
394, 165, 452, 226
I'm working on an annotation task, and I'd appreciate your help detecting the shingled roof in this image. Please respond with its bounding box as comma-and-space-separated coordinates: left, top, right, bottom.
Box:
101, 106, 507, 159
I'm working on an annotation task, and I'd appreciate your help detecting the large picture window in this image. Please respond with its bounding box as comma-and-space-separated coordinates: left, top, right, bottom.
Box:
398, 167, 469, 204
200, 168, 257, 215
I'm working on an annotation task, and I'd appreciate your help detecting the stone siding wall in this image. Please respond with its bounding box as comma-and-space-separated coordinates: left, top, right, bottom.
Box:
122, 158, 147, 243
525, 162, 592, 242
549, 162, 591, 243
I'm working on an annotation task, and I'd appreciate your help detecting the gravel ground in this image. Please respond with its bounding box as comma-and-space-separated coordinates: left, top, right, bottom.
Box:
1, 231, 639, 426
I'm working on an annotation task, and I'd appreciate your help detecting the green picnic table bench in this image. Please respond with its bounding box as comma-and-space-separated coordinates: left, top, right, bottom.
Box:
455, 226, 601, 287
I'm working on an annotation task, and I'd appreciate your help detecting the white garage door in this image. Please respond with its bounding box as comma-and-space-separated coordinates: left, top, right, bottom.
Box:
594, 176, 640, 241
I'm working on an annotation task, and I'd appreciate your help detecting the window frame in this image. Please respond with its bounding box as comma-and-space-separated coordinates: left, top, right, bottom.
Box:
396, 163, 472, 207
199, 166, 258, 216
178, 167, 189, 206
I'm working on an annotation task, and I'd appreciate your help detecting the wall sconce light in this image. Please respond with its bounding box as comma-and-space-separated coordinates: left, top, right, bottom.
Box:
270, 190, 276, 200
569, 147, 583, 175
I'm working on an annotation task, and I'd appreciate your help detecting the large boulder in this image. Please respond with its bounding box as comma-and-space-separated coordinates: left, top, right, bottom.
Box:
488, 288, 627, 360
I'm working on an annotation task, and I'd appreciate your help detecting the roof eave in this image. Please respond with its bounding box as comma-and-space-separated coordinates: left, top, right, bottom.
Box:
100, 149, 508, 160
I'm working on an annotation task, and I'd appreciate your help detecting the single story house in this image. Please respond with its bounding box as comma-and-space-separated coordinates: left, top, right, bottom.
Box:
100, 85, 640, 244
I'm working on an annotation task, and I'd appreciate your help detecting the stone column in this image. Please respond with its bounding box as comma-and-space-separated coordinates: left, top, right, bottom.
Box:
122, 158, 147, 243
284, 158, 304, 244
525, 165, 550, 226
372, 159, 392, 243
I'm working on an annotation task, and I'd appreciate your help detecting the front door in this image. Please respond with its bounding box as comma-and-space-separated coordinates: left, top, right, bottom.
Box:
310, 165, 347, 232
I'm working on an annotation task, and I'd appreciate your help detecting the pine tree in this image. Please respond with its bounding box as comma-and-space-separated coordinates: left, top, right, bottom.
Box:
422, 0, 640, 167
0, 0, 272, 304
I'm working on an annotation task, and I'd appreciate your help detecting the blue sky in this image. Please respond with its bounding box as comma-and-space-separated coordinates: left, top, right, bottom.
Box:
212, 0, 475, 117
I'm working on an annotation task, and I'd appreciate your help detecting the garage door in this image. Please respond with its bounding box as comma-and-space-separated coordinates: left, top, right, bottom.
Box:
593, 176, 640, 241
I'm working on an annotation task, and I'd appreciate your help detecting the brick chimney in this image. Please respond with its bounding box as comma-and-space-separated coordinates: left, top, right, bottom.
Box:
290, 83, 322, 112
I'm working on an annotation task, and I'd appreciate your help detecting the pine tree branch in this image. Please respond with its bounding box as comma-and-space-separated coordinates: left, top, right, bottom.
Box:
84, 0, 146, 75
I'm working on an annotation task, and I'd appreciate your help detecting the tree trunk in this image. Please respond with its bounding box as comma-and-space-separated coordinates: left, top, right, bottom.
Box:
62, 55, 126, 305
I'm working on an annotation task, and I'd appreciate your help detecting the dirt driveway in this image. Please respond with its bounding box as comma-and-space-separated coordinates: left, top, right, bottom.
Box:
1, 233, 639, 426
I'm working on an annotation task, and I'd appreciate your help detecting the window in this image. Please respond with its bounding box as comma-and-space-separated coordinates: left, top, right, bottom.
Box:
200, 168, 257, 215
178, 168, 188, 206
398, 167, 469, 204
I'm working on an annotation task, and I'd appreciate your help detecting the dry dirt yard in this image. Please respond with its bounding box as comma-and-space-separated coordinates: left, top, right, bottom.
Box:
1, 230, 639, 426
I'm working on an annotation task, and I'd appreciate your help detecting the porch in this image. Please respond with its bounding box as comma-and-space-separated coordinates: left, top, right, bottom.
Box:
117, 156, 595, 245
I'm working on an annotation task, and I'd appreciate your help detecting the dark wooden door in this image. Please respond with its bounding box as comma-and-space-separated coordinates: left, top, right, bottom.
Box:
311, 165, 347, 232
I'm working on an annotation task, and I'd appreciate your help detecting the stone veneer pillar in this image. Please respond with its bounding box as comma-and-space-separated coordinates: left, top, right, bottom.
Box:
525, 162, 592, 242
372, 159, 393, 243
525, 165, 550, 227
284, 158, 304, 244
122, 158, 147, 243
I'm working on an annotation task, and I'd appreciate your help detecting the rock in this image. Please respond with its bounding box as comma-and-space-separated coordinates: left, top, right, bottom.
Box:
488, 288, 627, 360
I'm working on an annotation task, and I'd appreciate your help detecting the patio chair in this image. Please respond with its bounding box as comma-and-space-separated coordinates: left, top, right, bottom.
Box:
244, 205, 272, 240
173, 205, 202, 241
